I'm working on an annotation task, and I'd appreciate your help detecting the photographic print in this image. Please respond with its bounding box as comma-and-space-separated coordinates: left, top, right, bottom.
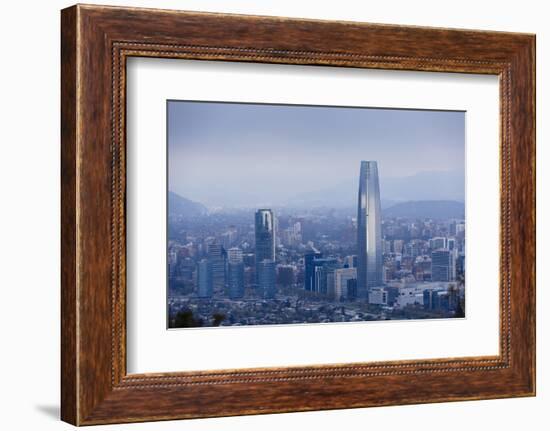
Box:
167, 101, 466, 329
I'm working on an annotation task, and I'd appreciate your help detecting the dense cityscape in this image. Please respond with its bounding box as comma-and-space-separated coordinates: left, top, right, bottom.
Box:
167, 161, 466, 329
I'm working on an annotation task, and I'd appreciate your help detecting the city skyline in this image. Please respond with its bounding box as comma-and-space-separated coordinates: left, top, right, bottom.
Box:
167, 101, 465, 329
168, 163, 465, 328
168, 101, 465, 208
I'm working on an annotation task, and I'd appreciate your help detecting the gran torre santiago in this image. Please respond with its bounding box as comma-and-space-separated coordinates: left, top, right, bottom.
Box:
356, 160, 384, 298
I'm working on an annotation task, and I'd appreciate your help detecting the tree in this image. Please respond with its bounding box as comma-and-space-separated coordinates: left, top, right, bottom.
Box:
173, 310, 203, 328
212, 312, 226, 326
454, 299, 465, 318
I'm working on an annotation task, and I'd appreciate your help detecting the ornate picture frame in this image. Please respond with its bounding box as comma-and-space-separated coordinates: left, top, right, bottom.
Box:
61, 4, 535, 425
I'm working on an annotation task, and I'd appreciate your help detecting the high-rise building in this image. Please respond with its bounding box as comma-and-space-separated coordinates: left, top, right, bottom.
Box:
242, 253, 255, 268
346, 278, 358, 300
277, 264, 295, 287
448, 220, 457, 236
357, 160, 383, 297
227, 247, 243, 263
447, 238, 456, 251
405, 239, 424, 258
334, 267, 357, 300
258, 259, 277, 299
304, 248, 322, 291
423, 289, 454, 312
430, 237, 447, 250
307, 257, 337, 294
207, 243, 226, 293
255, 209, 275, 285
431, 249, 455, 282
368, 288, 388, 305
197, 259, 212, 298
227, 247, 244, 299
344, 255, 358, 269
393, 240, 404, 254
313, 259, 338, 296
456, 253, 466, 277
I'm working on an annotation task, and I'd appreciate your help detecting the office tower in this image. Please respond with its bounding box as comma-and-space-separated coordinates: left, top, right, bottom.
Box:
242, 253, 255, 268
405, 239, 423, 258
447, 238, 456, 251
304, 248, 322, 291
197, 259, 212, 298
447, 285, 459, 311
357, 160, 383, 297
385, 286, 399, 306
423, 289, 452, 312
344, 255, 358, 269
448, 220, 457, 236
326, 270, 336, 299
168, 249, 178, 266
368, 288, 388, 305
431, 249, 456, 282
312, 257, 338, 295
207, 243, 226, 293
414, 255, 432, 282
168, 249, 179, 278
227, 247, 243, 263
456, 253, 466, 277
383, 265, 392, 283
305, 255, 337, 294
314, 266, 325, 295
258, 259, 277, 299
277, 265, 295, 287
179, 258, 195, 282
334, 267, 357, 300
346, 278, 358, 300
393, 240, 404, 254
255, 209, 275, 285
430, 237, 447, 250
227, 247, 245, 299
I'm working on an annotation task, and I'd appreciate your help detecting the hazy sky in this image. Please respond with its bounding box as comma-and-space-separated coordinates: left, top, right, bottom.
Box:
168, 101, 465, 208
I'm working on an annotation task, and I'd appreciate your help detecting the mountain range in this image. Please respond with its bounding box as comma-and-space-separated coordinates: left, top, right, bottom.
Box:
169, 190, 464, 220
285, 170, 464, 208
168, 191, 207, 218
383, 200, 465, 219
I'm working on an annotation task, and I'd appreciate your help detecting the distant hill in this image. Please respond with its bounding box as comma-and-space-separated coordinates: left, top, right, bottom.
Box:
284, 170, 464, 209
383, 200, 465, 220
168, 191, 207, 218
382, 171, 464, 202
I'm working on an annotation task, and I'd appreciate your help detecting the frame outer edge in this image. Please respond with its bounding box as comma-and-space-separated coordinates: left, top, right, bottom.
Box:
61, 4, 80, 426
502, 35, 536, 396
531, 34, 536, 396
521, 34, 536, 395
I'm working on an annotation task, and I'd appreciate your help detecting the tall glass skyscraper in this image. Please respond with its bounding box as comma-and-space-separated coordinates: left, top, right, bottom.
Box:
197, 259, 212, 298
206, 243, 226, 294
227, 247, 245, 299
357, 161, 383, 298
255, 209, 275, 285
